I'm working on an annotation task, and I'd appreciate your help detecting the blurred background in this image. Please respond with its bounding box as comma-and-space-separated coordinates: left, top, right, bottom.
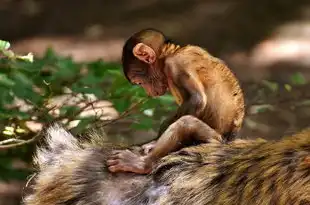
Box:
1, 0, 310, 204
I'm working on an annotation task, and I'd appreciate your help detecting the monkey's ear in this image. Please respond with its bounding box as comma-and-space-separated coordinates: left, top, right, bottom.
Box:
133, 43, 156, 64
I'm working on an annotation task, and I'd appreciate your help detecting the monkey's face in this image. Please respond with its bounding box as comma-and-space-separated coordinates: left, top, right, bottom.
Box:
141, 81, 168, 97
124, 42, 168, 96
128, 65, 168, 97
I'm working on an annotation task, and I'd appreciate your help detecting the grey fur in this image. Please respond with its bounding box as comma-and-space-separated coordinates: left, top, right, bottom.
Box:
24, 124, 310, 205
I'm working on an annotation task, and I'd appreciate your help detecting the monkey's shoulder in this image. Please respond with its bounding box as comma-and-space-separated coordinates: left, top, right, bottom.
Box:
168, 45, 226, 66
171, 45, 208, 58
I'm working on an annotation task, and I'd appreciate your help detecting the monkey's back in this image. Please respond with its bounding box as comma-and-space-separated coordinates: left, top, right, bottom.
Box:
152, 132, 310, 205
202, 55, 245, 138
24, 125, 310, 205
174, 45, 245, 138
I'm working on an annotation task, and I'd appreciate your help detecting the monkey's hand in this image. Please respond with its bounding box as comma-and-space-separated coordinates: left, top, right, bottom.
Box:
107, 149, 152, 174
141, 140, 157, 155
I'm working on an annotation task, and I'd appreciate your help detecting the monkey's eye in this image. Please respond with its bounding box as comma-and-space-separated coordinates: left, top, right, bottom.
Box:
132, 81, 142, 85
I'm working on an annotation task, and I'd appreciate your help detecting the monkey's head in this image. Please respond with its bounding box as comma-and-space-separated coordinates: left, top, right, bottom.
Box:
122, 28, 169, 97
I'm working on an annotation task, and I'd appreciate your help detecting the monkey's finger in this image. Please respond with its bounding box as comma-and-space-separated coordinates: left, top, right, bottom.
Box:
108, 153, 124, 160
107, 159, 119, 166
111, 150, 123, 155
111, 149, 132, 155
108, 165, 127, 173
108, 165, 118, 172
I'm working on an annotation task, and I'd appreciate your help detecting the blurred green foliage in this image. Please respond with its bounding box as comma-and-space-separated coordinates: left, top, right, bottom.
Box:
290, 72, 306, 85
0, 40, 176, 181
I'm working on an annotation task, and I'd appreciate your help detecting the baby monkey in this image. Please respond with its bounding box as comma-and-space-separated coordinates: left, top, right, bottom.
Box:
107, 28, 245, 174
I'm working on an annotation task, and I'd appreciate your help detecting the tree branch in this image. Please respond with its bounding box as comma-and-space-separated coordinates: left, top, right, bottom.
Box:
0, 98, 148, 149
99, 98, 148, 127
0, 132, 41, 149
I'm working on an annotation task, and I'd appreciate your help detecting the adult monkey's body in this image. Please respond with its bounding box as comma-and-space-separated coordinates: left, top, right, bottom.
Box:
107, 28, 245, 174
24, 124, 310, 205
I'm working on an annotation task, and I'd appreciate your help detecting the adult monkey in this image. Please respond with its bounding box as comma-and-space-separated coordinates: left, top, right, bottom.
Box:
107, 28, 245, 174
24, 124, 310, 205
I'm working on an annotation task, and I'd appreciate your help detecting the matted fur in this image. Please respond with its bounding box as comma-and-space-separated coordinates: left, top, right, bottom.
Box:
23, 124, 310, 205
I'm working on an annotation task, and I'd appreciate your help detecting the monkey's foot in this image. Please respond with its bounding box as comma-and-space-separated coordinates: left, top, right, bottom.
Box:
141, 141, 157, 155
107, 149, 152, 174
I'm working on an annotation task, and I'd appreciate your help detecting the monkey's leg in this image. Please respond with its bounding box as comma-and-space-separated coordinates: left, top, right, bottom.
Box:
147, 115, 222, 159
107, 115, 222, 174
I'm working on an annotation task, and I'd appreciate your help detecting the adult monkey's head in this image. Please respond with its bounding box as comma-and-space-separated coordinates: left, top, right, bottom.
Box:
122, 28, 171, 96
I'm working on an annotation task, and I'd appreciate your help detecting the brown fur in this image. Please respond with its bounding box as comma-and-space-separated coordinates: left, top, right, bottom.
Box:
159, 43, 244, 137
107, 29, 245, 174
24, 124, 310, 205
123, 29, 245, 140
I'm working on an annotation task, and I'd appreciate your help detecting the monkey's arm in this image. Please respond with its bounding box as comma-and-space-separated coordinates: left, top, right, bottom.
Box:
157, 61, 207, 137
140, 64, 208, 154
141, 62, 209, 154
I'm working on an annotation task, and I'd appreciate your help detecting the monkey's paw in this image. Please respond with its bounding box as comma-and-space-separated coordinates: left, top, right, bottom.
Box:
107, 149, 152, 174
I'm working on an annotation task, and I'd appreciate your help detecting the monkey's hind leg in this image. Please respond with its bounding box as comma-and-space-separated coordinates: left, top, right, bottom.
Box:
107, 115, 222, 174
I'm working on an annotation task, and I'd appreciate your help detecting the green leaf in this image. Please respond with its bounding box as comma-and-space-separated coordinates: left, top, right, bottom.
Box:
87, 61, 121, 77
0, 89, 14, 105
12, 84, 43, 105
105, 67, 123, 76
0, 40, 10, 50
71, 117, 97, 133
42, 47, 58, 62
12, 71, 33, 86
59, 105, 80, 116
262, 80, 278, 92
79, 72, 103, 85
112, 99, 131, 112
158, 95, 175, 104
130, 117, 153, 130
11, 109, 31, 120
0, 165, 31, 181
284, 84, 292, 92
290, 72, 306, 85
0, 74, 15, 87
54, 58, 79, 79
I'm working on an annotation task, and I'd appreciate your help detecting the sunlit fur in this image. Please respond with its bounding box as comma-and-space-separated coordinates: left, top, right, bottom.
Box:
122, 29, 245, 141
24, 124, 310, 205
